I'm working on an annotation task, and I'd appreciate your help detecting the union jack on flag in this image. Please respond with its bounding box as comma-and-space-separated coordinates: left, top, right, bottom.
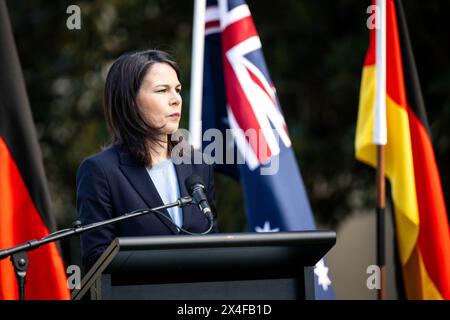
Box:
195, 0, 335, 299
205, 0, 291, 169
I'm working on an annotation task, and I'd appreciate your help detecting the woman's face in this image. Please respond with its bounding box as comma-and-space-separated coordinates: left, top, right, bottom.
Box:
136, 62, 182, 135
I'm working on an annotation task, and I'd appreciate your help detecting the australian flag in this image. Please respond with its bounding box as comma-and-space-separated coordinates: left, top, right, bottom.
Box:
197, 0, 334, 299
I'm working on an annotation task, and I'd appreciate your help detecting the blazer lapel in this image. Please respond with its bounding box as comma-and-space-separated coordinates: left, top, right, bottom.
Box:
117, 147, 179, 234
173, 161, 194, 230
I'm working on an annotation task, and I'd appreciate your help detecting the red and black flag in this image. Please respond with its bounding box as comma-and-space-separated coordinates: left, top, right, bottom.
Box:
355, 0, 450, 299
0, 1, 69, 299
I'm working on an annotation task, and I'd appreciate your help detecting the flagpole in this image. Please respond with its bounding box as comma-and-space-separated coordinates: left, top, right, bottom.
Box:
376, 145, 386, 300
189, 0, 206, 150
374, 0, 387, 300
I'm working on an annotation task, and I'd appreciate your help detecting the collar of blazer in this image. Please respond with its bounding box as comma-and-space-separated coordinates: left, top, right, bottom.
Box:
115, 144, 194, 234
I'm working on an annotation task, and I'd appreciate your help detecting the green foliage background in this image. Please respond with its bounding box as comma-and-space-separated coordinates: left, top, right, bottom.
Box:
7, 0, 450, 268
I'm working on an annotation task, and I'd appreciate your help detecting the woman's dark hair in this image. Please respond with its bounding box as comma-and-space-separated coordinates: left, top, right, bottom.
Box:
104, 49, 181, 167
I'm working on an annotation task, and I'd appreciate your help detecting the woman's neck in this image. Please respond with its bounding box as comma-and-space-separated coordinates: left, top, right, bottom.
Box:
148, 135, 169, 166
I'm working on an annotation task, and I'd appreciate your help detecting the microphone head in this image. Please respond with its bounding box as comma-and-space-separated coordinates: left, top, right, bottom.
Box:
185, 174, 206, 195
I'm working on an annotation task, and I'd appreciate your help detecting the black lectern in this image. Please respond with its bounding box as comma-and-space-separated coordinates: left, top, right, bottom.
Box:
71, 231, 335, 300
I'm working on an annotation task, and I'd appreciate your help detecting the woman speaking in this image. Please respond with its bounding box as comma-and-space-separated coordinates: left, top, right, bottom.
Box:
76, 50, 218, 270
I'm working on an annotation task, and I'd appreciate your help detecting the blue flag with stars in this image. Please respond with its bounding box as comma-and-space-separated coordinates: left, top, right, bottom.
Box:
197, 0, 334, 299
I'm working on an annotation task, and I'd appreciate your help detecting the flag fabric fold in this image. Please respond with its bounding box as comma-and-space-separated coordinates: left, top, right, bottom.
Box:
355, 0, 450, 299
0, 1, 69, 300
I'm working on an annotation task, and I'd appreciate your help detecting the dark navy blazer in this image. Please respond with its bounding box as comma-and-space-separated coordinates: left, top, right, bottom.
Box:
76, 144, 218, 270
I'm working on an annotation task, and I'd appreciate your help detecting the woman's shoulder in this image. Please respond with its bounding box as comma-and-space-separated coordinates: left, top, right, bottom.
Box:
77, 144, 121, 172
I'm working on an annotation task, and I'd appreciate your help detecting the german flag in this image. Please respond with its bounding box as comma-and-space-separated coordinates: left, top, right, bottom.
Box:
0, 1, 69, 299
355, 0, 450, 299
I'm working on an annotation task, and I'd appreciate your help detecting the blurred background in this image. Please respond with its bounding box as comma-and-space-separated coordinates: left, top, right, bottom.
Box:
6, 0, 450, 298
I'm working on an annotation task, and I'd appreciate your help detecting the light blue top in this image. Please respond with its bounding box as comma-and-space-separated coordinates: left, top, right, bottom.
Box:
146, 159, 183, 227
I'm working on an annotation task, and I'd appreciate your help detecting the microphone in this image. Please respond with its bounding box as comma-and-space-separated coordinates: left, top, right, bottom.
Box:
185, 174, 213, 222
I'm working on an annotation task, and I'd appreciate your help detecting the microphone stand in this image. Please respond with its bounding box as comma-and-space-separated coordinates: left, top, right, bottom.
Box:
0, 196, 193, 300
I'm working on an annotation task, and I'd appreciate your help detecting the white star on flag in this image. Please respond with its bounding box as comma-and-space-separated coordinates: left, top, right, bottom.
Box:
255, 221, 279, 232
314, 259, 331, 291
